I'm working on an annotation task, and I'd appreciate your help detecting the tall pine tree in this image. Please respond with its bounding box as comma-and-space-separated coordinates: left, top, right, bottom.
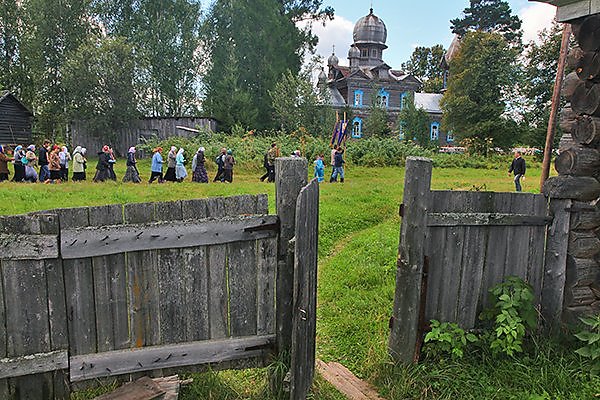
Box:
451, 0, 522, 44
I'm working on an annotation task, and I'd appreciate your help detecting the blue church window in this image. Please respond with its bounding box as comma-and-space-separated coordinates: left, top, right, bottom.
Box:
430, 122, 440, 141
353, 90, 364, 107
400, 92, 409, 110
352, 117, 363, 138
447, 131, 454, 142
378, 88, 389, 108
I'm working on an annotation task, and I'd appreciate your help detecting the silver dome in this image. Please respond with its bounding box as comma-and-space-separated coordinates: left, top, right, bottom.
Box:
353, 8, 387, 47
327, 52, 339, 66
348, 45, 360, 58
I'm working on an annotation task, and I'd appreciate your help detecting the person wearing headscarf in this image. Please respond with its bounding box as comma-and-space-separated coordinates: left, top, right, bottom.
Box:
0, 145, 12, 182
164, 146, 177, 182
223, 149, 235, 183
175, 148, 187, 182
24, 145, 38, 182
107, 147, 117, 181
38, 139, 51, 182
93, 145, 111, 182
191, 147, 208, 183
59, 146, 71, 181
72, 146, 87, 181
48, 145, 62, 182
149, 147, 164, 183
122, 146, 141, 183
213, 147, 227, 182
12, 145, 26, 182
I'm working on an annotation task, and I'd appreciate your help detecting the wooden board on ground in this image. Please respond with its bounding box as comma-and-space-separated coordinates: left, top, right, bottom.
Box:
316, 360, 384, 400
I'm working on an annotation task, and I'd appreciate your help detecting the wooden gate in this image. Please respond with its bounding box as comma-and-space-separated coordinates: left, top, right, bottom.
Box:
0, 159, 320, 399
389, 157, 570, 363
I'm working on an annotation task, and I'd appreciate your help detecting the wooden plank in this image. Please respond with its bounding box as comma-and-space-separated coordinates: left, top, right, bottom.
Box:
542, 199, 572, 326
181, 199, 208, 220
70, 335, 276, 382
207, 245, 229, 339
93, 254, 130, 352
0, 261, 9, 399
128, 250, 161, 348
0, 234, 59, 260
556, 1, 593, 22
224, 194, 256, 216
290, 179, 319, 400
94, 377, 165, 400
124, 203, 156, 224
0, 214, 42, 234
504, 194, 536, 280
61, 215, 279, 259
63, 257, 97, 356
389, 157, 432, 364
205, 197, 226, 218
157, 248, 187, 344
181, 247, 210, 342
256, 194, 269, 214
257, 238, 277, 335
275, 157, 308, 355
154, 201, 183, 222
89, 204, 124, 226
228, 241, 258, 337
316, 360, 385, 400
0, 350, 69, 379
527, 196, 549, 305
55, 207, 90, 229
426, 212, 552, 226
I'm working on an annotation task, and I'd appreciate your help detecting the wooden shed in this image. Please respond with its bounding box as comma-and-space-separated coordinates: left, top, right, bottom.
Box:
0, 91, 33, 146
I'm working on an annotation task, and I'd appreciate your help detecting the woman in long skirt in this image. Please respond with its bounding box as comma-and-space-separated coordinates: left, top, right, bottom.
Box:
72, 146, 86, 181
164, 146, 177, 182
191, 147, 209, 183
93, 145, 111, 182
123, 146, 141, 183
175, 148, 187, 182
12, 145, 25, 182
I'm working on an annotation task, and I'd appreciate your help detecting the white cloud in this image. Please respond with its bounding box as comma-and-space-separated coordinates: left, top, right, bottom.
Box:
519, 3, 556, 43
298, 15, 354, 69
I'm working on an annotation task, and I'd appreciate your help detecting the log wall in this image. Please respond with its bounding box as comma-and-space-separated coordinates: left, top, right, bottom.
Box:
549, 13, 600, 321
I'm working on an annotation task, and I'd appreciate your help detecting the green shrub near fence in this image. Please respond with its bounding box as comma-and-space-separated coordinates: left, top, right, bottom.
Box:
138, 133, 540, 171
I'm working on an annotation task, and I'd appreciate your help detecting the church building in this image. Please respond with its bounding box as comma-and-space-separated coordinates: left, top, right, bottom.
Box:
319, 8, 453, 145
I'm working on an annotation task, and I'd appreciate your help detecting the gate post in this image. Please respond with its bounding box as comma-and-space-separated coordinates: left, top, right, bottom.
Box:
275, 157, 308, 355
389, 157, 432, 364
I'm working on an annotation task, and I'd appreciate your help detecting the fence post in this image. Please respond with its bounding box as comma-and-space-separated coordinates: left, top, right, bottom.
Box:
389, 157, 432, 364
275, 157, 308, 355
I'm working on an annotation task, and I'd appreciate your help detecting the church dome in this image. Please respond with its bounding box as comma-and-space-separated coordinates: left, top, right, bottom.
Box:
353, 8, 387, 47
327, 52, 339, 66
348, 45, 360, 58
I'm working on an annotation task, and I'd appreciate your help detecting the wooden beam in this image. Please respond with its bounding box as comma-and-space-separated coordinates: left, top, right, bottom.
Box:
0, 234, 59, 260
70, 335, 276, 382
60, 215, 279, 259
0, 350, 68, 379
426, 213, 553, 227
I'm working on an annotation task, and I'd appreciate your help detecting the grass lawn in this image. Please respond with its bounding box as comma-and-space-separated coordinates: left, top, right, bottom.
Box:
2, 160, 596, 399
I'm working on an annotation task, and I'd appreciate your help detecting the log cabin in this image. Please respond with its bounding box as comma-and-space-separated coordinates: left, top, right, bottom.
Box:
0, 91, 33, 146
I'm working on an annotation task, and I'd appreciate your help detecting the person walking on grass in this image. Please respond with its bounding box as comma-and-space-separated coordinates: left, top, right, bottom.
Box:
59, 146, 71, 181
38, 139, 50, 182
25, 145, 38, 182
164, 146, 177, 182
260, 142, 278, 182
93, 145, 111, 182
330, 147, 345, 183
192, 147, 209, 183
12, 145, 26, 182
149, 147, 164, 183
48, 145, 62, 183
123, 147, 141, 183
0, 145, 11, 182
508, 151, 526, 192
314, 154, 325, 183
223, 149, 235, 183
330, 144, 338, 181
72, 146, 86, 181
175, 148, 187, 182
213, 147, 226, 182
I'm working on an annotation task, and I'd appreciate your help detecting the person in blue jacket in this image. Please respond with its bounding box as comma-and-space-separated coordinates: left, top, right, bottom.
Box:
149, 147, 164, 183
314, 154, 325, 182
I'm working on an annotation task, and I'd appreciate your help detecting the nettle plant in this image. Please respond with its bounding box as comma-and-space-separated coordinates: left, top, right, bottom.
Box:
574, 315, 600, 376
424, 320, 478, 360
480, 276, 537, 356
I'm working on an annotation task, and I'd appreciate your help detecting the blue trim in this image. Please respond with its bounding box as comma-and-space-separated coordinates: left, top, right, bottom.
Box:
399, 122, 406, 140
353, 90, 364, 107
400, 92, 409, 110
378, 88, 389, 108
352, 117, 363, 138
447, 131, 454, 142
430, 122, 440, 141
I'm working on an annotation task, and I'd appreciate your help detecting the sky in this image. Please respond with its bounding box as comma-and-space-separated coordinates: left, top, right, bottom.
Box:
307, 0, 558, 70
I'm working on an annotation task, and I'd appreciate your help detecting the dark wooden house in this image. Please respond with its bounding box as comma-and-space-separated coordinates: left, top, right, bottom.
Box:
0, 91, 33, 146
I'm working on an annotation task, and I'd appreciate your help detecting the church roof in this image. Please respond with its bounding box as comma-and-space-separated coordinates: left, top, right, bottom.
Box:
328, 87, 347, 107
414, 93, 443, 114
353, 8, 387, 48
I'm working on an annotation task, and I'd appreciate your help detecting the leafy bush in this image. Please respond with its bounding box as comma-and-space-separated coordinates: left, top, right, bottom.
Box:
574, 315, 600, 376
480, 276, 538, 356
424, 320, 478, 360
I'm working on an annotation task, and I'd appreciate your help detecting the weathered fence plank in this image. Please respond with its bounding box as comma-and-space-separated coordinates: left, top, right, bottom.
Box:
0, 234, 59, 260
0, 260, 8, 399
61, 215, 279, 259
70, 335, 276, 382
389, 157, 432, 364
208, 245, 229, 339
0, 351, 68, 379
128, 250, 161, 348
229, 241, 258, 337
427, 213, 552, 226
289, 179, 319, 400
257, 238, 277, 335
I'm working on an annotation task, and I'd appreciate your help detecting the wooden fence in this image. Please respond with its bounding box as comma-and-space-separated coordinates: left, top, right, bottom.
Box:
0, 158, 319, 400
389, 157, 570, 363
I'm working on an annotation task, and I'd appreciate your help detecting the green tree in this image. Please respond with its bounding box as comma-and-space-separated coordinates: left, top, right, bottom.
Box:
451, 0, 522, 44
398, 92, 432, 146
402, 45, 446, 93
364, 91, 391, 137
270, 69, 333, 135
520, 22, 563, 147
440, 31, 518, 151
63, 37, 139, 141
0, 0, 24, 97
201, 0, 332, 131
